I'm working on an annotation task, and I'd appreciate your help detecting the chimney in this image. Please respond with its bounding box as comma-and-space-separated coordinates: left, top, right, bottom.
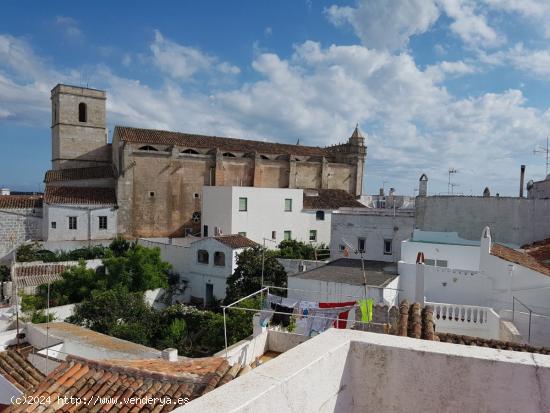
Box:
162, 348, 178, 362
519, 165, 526, 198
389, 188, 395, 196
379, 187, 385, 196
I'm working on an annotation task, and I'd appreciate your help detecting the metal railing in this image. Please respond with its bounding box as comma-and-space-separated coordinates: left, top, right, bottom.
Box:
512, 296, 533, 343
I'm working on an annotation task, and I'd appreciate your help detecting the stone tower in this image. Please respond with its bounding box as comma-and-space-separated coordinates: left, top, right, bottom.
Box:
418, 174, 428, 196
51, 84, 111, 170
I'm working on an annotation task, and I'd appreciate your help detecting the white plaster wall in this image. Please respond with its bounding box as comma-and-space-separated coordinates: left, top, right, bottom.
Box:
288, 276, 385, 304
0, 374, 22, 406
400, 239, 480, 270
330, 211, 415, 262
202, 186, 331, 246
44, 204, 117, 241
182, 329, 550, 413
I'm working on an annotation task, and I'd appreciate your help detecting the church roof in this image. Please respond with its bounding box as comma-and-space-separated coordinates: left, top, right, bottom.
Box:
114, 126, 330, 157
44, 186, 117, 205
350, 125, 363, 139
44, 166, 115, 183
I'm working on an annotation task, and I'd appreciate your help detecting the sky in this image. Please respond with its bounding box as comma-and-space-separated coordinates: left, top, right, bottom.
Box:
1, 0, 550, 196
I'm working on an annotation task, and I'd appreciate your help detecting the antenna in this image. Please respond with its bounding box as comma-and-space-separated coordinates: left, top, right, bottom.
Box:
533, 137, 550, 176
448, 168, 458, 195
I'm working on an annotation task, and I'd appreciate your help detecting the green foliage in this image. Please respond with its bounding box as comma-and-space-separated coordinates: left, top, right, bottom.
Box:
16, 242, 108, 263
225, 246, 287, 304
108, 236, 131, 257
20, 292, 56, 324
275, 239, 329, 260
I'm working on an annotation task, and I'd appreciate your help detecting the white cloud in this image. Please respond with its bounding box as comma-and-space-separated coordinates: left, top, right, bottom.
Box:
482, 0, 550, 37
504, 43, 550, 77
55, 16, 82, 39
325, 0, 440, 51
150, 30, 239, 80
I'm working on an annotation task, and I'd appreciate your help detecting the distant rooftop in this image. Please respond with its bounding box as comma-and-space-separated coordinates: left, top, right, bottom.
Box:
291, 258, 398, 287
409, 229, 480, 246
0, 350, 44, 392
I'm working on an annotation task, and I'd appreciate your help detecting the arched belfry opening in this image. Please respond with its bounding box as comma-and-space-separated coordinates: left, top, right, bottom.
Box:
78, 102, 87, 122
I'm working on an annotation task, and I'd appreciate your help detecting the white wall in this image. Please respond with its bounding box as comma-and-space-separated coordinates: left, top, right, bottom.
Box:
400, 239, 480, 271
44, 204, 117, 241
330, 210, 415, 262
202, 186, 332, 246
0, 374, 22, 406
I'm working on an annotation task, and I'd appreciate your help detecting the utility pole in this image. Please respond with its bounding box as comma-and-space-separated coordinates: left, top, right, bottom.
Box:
533, 137, 550, 176
448, 168, 458, 195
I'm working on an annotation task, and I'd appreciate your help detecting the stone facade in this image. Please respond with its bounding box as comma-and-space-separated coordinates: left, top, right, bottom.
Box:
51, 84, 111, 170
0, 208, 42, 260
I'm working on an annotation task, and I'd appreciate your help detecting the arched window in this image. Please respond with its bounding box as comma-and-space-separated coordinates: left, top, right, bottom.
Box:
78, 102, 87, 122
316, 210, 325, 221
197, 249, 209, 264
222, 152, 236, 157
214, 251, 226, 266
138, 145, 158, 151
182, 148, 199, 154
260, 155, 270, 160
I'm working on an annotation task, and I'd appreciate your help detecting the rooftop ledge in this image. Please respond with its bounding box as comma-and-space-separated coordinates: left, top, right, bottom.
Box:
181, 329, 550, 413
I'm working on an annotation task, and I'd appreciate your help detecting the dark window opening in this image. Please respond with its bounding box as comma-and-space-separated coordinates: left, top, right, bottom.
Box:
149, 191, 155, 197
69, 216, 77, 230
51, 222, 56, 229
182, 148, 199, 154
260, 155, 269, 160
383, 239, 392, 255
203, 225, 209, 237
99, 216, 108, 230
78, 102, 87, 122
272, 231, 276, 240
139, 145, 159, 151
358, 237, 366, 253
316, 210, 325, 221
222, 152, 236, 157
214, 251, 226, 266
197, 249, 209, 264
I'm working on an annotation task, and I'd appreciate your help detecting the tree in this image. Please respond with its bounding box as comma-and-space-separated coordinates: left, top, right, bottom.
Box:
225, 246, 287, 304
276, 239, 317, 259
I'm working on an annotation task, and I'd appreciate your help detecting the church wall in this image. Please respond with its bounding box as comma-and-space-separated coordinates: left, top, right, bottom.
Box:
327, 163, 356, 193
257, 161, 290, 187
294, 162, 322, 189
221, 158, 254, 187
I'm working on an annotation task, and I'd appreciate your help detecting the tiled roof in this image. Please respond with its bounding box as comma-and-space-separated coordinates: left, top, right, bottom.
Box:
302, 189, 364, 210
7, 355, 240, 413
114, 126, 329, 157
521, 238, 550, 264
491, 243, 550, 276
44, 166, 115, 183
394, 300, 550, 355
213, 234, 259, 249
0, 350, 45, 392
44, 186, 117, 205
0, 195, 42, 209
14, 263, 71, 288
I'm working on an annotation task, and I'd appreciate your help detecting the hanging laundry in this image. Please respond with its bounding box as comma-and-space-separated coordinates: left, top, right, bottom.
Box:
305, 306, 354, 336
298, 300, 318, 317
270, 303, 294, 327
358, 298, 374, 323
319, 301, 357, 329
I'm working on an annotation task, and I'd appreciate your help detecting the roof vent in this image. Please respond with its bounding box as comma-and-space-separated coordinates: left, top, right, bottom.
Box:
162, 348, 178, 362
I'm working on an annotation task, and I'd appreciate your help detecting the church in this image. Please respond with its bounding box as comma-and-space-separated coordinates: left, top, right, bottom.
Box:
43, 84, 367, 239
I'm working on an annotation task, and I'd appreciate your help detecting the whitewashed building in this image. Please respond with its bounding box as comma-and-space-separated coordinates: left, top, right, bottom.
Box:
43, 186, 117, 242
329, 208, 415, 263
140, 234, 258, 304
202, 187, 363, 247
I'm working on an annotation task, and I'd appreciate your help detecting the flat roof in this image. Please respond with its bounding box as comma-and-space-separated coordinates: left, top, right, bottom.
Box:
291, 258, 398, 287
410, 230, 480, 246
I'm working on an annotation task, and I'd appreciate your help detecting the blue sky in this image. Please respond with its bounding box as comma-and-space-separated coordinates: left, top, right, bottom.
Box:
1, 0, 550, 195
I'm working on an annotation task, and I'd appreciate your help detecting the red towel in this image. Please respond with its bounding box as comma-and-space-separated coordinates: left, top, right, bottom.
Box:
319, 301, 356, 329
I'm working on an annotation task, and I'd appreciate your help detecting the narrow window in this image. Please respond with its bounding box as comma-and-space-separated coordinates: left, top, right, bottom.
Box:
197, 249, 209, 264
99, 216, 108, 230
203, 225, 209, 237
51, 222, 57, 229
78, 102, 87, 122
316, 210, 325, 221
383, 239, 392, 255
436, 259, 448, 268
358, 237, 366, 253
214, 251, 226, 266
149, 191, 155, 197
69, 216, 77, 230
425, 259, 435, 266
271, 231, 276, 240
239, 197, 248, 211
339, 244, 345, 251
238, 231, 247, 237
284, 198, 292, 212
309, 230, 317, 241
182, 148, 199, 154
284, 230, 292, 241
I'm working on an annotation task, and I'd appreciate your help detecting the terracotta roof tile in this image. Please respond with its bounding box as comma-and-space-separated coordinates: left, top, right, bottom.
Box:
0, 350, 45, 392
44, 166, 115, 183
115, 126, 329, 157
302, 189, 364, 210
6, 355, 236, 412
44, 186, 117, 205
213, 234, 259, 249
491, 243, 550, 276
0, 195, 42, 209
13, 262, 72, 288
521, 238, 550, 264
393, 300, 550, 354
